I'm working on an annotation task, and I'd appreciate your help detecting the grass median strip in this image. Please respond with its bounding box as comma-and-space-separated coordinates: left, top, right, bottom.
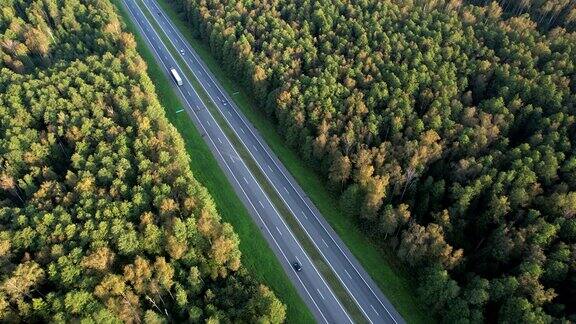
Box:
135, 0, 368, 322
149, 0, 431, 323
112, 1, 314, 323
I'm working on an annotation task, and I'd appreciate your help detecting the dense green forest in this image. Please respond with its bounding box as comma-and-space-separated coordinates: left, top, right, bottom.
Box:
168, 0, 576, 321
469, 0, 576, 31
0, 0, 285, 322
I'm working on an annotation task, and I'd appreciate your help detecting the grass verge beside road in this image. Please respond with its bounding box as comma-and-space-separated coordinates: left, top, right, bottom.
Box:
151, 0, 431, 323
112, 1, 314, 322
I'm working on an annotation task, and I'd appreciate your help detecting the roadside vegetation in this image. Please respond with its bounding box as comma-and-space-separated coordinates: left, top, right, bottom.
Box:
469, 0, 576, 32
159, 0, 576, 321
0, 0, 286, 322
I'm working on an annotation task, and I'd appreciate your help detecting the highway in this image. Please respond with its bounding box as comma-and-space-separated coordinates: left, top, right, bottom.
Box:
121, 1, 351, 322
123, 0, 405, 322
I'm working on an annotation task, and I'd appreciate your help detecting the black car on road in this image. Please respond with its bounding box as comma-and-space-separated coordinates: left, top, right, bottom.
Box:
292, 261, 302, 272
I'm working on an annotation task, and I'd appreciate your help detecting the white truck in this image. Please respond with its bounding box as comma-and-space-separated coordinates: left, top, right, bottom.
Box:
170, 67, 183, 86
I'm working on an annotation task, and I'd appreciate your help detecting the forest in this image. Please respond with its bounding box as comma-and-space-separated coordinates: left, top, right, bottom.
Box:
167, 0, 576, 321
0, 0, 285, 322
469, 0, 576, 32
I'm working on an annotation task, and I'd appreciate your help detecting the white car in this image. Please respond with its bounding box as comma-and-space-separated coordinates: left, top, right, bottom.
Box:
180, 49, 184, 55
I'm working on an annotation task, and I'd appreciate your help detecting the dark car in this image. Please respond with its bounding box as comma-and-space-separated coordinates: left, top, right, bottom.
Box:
292, 261, 302, 272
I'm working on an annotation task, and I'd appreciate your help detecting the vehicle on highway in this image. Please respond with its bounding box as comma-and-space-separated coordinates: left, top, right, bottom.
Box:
170, 67, 183, 86
180, 49, 184, 55
292, 261, 302, 272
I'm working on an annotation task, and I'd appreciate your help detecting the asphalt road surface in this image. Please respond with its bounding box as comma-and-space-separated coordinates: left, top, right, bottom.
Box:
122, 0, 405, 322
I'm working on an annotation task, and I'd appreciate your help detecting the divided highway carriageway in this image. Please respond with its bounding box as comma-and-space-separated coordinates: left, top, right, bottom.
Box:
122, 0, 405, 322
